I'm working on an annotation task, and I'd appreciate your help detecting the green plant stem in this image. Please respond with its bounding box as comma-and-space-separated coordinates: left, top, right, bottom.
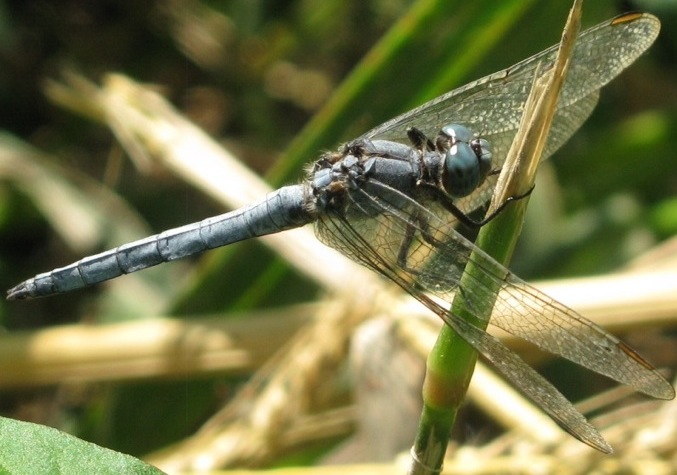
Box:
408, 1, 582, 469
411, 197, 529, 473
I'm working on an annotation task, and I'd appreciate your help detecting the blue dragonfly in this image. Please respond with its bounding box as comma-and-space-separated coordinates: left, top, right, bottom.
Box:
8, 12, 673, 452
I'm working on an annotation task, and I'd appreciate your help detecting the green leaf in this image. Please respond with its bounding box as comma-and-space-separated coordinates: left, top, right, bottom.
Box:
0, 417, 165, 475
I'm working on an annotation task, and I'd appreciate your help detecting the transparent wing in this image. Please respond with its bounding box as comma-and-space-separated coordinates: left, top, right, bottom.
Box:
314, 179, 673, 449
361, 13, 660, 216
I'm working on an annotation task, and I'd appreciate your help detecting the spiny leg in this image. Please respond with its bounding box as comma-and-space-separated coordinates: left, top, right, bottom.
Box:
395, 212, 443, 275
421, 183, 534, 229
407, 127, 435, 152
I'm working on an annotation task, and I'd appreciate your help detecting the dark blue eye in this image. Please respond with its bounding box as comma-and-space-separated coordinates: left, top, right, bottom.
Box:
440, 124, 472, 143
438, 125, 492, 198
442, 142, 482, 198
474, 138, 493, 180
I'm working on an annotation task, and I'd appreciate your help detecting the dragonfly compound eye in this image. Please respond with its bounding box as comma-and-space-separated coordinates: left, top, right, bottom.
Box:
472, 138, 492, 183
442, 141, 483, 198
439, 123, 473, 144
438, 124, 486, 198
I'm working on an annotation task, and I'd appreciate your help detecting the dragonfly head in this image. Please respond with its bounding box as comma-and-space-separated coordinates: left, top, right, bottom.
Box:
436, 124, 492, 198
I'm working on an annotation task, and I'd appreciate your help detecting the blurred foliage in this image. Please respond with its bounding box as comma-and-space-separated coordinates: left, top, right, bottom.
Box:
0, 0, 675, 465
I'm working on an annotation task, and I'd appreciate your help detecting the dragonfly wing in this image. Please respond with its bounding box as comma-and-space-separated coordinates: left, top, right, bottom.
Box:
493, 273, 675, 399
403, 204, 675, 400
314, 189, 613, 451
360, 13, 659, 216
446, 314, 612, 453
314, 176, 673, 408
362, 13, 658, 148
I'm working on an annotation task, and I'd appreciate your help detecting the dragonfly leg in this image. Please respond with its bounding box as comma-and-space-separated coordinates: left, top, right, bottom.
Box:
400, 216, 485, 318
420, 183, 533, 229
407, 127, 435, 152
396, 219, 420, 273
479, 184, 535, 224
396, 213, 443, 274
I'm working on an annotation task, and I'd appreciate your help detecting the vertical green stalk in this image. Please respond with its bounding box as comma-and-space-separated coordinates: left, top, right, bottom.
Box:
409, 1, 582, 471
411, 195, 530, 473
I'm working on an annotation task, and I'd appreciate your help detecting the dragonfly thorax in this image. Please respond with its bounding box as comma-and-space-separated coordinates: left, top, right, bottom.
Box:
435, 124, 492, 198
310, 140, 420, 216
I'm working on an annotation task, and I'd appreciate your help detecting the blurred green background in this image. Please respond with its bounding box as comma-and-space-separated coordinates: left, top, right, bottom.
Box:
0, 0, 675, 464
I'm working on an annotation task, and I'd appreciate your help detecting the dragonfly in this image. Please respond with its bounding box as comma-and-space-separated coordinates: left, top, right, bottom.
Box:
7, 12, 673, 452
